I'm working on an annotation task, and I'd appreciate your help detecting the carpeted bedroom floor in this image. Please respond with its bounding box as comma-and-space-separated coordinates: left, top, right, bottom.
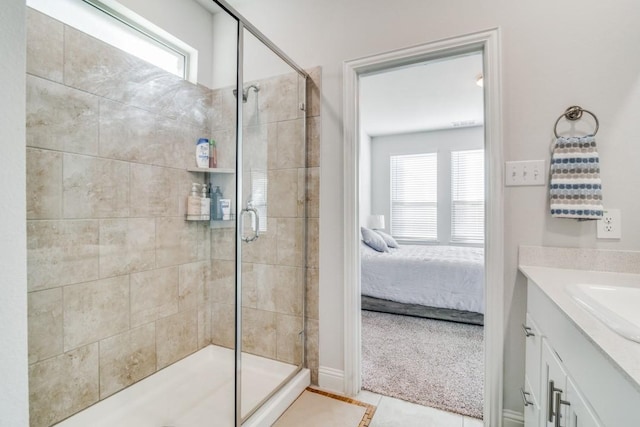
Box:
361, 310, 484, 419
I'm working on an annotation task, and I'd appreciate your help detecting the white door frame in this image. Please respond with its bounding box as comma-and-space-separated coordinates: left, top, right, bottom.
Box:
342, 28, 504, 426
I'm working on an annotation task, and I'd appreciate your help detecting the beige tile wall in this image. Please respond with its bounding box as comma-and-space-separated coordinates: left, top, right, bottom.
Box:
26, 9, 212, 426
26, 7, 321, 426
208, 67, 321, 384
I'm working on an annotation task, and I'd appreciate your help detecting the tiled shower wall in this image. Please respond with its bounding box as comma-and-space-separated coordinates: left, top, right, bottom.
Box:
26, 9, 213, 426
25, 7, 320, 426
207, 67, 321, 383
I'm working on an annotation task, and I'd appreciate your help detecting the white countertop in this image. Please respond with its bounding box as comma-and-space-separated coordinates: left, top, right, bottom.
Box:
519, 265, 640, 392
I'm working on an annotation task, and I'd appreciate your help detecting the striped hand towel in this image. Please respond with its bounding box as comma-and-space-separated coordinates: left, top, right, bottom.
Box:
549, 136, 603, 220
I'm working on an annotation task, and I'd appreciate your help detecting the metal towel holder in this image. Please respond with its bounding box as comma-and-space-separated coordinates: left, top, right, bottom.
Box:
553, 105, 599, 138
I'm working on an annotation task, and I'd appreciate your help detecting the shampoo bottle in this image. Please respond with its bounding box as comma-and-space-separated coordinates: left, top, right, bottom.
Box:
196, 138, 209, 168
200, 184, 210, 220
187, 183, 201, 217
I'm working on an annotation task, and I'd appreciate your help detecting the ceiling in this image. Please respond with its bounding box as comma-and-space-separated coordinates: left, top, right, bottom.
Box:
359, 52, 484, 137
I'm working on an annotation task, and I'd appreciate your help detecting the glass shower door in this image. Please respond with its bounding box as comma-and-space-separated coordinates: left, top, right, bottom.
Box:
237, 27, 307, 422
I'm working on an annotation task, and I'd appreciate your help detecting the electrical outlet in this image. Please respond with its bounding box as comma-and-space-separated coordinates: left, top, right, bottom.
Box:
597, 208, 621, 239
505, 160, 546, 186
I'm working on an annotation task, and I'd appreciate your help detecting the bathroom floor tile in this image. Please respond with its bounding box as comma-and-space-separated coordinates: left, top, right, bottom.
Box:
355, 390, 383, 407
463, 416, 484, 427
274, 390, 367, 427
369, 396, 464, 427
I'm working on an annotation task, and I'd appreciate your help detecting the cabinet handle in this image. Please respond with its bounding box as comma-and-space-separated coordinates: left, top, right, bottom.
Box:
520, 388, 533, 407
548, 380, 563, 422
554, 391, 571, 427
522, 323, 535, 337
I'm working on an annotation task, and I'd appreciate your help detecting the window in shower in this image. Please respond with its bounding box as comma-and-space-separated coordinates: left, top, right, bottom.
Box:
26, 0, 197, 81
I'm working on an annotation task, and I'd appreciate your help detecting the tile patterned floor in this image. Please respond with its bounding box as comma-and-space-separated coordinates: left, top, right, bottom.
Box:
276, 387, 484, 427
357, 390, 483, 427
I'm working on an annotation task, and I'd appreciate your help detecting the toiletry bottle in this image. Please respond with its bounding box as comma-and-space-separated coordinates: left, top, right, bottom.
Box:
214, 186, 223, 220
220, 199, 231, 220
196, 138, 209, 168
208, 184, 215, 221
209, 139, 217, 168
200, 184, 210, 220
187, 183, 201, 217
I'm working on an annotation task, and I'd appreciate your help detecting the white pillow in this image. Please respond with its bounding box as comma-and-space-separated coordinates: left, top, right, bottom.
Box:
361, 226, 389, 252
374, 230, 399, 248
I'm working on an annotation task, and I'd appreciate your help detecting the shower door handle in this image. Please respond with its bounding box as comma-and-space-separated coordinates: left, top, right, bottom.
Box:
241, 207, 260, 242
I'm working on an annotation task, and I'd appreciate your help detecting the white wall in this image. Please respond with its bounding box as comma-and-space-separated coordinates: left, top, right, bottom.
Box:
0, 0, 28, 425
371, 127, 483, 238
359, 130, 372, 227
229, 0, 640, 415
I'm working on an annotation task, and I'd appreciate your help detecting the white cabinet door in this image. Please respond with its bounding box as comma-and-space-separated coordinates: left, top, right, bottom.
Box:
523, 314, 543, 427
523, 376, 541, 427
541, 339, 567, 427
566, 377, 603, 427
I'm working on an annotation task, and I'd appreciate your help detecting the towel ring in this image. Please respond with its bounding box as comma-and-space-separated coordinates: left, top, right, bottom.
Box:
553, 105, 599, 138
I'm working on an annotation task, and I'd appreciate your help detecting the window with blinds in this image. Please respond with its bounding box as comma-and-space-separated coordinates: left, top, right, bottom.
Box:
451, 149, 484, 243
390, 153, 438, 241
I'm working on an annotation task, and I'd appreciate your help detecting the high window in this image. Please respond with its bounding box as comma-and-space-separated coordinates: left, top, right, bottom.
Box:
27, 0, 197, 82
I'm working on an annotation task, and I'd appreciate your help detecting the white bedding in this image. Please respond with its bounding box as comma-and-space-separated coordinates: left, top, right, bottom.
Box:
361, 243, 484, 314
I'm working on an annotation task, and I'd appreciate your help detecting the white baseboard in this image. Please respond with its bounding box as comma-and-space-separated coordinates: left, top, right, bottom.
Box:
503, 409, 524, 427
318, 366, 344, 394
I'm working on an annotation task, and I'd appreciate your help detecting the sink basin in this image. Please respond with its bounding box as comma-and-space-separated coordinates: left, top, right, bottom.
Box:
567, 283, 640, 343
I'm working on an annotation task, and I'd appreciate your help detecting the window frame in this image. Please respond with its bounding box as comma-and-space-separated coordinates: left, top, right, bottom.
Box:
27, 0, 198, 82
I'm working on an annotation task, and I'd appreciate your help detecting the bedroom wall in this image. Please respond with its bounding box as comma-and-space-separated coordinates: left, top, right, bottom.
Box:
370, 126, 483, 238
226, 0, 640, 418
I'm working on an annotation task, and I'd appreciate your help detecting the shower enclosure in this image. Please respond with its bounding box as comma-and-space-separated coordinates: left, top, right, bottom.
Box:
25, 0, 316, 425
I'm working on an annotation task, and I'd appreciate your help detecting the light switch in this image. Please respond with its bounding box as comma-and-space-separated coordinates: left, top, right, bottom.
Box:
505, 160, 546, 186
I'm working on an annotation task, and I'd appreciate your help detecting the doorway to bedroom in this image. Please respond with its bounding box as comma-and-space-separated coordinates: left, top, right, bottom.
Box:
357, 51, 486, 422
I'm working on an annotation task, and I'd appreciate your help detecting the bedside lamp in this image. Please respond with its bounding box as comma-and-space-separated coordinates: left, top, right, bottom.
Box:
367, 215, 385, 230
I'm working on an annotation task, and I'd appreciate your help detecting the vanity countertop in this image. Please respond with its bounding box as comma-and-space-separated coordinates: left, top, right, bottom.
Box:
519, 264, 640, 392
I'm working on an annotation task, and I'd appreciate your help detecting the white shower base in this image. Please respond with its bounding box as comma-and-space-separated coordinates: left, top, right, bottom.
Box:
56, 345, 309, 427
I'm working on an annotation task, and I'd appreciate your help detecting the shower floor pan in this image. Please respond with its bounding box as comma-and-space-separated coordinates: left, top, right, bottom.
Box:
55, 344, 309, 427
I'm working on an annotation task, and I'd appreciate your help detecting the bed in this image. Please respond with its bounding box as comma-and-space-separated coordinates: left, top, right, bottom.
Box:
360, 243, 484, 325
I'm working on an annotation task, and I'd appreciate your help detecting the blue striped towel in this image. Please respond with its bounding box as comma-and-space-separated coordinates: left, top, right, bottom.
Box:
549, 136, 603, 220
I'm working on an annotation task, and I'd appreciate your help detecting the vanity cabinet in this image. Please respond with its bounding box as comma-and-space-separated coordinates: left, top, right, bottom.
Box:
524, 280, 606, 427
539, 339, 602, 427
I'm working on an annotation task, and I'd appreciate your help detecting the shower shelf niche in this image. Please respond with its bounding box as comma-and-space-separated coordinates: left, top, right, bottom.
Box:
187, 167, 235, 174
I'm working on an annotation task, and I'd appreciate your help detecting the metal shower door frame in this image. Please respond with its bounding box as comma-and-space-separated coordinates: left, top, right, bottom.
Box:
209, 1, 309, 425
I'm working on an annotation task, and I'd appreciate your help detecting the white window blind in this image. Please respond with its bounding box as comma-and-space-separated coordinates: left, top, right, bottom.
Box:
390, 153, 437, 241
451, 149, 484, 243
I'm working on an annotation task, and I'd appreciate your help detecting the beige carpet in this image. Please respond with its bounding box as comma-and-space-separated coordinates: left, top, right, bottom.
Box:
361, 310, 483, 419
274, 389, 375, 427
